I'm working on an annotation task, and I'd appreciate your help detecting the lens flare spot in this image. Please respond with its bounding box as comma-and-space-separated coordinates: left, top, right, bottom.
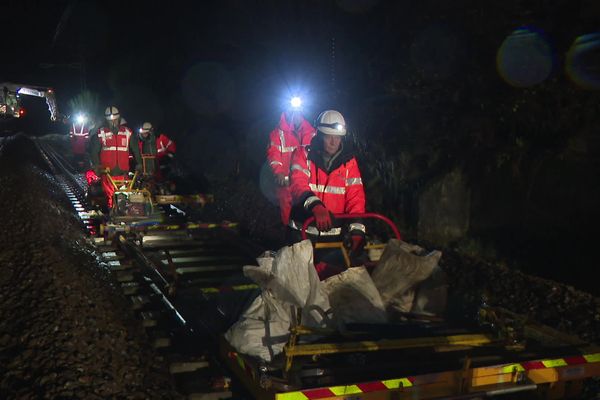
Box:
566, 33, 600, 90
497, 27, 554, 87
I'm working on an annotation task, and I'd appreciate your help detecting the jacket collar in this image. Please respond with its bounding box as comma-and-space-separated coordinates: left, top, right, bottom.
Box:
308, 134, 354, 173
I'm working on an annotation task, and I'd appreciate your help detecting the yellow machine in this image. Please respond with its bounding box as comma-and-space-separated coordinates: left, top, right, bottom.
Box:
105, 171, 154, 220
97, 170, 215, 238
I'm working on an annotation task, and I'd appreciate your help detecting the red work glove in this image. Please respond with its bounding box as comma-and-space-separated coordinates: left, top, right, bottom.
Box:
349, 234, 366, 267
85, 169, 100, 185
350, 235, 365, 252
312, 204, 332, 232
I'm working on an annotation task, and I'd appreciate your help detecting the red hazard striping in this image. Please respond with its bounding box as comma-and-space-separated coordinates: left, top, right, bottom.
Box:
564, 356, 587, 365
522, 361, 545, 370
303, 388, 336, 399
408, 376, 415, 383
357, 381, 387, 392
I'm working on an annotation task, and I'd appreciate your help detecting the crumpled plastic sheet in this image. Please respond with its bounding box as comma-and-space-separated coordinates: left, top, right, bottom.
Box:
322, 266, 388, 327
371, 239, 443, 314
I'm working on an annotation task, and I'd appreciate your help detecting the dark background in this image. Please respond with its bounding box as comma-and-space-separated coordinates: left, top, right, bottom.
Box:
2, 0, 600, 294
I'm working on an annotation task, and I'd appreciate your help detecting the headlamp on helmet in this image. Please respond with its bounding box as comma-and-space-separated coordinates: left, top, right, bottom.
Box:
75, 114, 87, 124
315, 110, 346, 136
104, 106, 120, 121
139, 122, 153, 134
290, 96, 302, 109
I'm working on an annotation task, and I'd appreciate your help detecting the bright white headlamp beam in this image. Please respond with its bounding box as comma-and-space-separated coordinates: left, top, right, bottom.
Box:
290, 96, 302, 109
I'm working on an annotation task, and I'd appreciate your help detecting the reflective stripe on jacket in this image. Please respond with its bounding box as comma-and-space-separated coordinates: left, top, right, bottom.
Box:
156, 133, 176, 159
139, 133, 175, 157
70, 123, 89, 137
98, 126, 133, 172
290, 145, 366, 233
266, 112, 315, 176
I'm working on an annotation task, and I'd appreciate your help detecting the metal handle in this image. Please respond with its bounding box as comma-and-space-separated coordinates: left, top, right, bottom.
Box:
301, 212, 402, 241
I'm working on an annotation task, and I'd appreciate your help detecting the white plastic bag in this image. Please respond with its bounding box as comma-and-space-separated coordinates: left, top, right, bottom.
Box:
371, 239, 443, 314
225, 240, 331, 362
224, 292, 292, 361
323, 266, 387, 326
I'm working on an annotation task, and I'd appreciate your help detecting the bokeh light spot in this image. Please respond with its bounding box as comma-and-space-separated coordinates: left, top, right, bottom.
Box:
566, 33, 600, 90
497, 27, 554, 87
259, 161, 279, 205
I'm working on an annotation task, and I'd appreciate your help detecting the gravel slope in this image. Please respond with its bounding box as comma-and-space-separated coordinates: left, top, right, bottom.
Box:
0, 135, 183, 400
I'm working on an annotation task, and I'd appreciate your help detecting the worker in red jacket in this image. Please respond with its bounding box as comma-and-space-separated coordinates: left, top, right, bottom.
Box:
89, 106, 142, 208
289, 110, 366, 273
137, 122, 176, 179
69, 113, 90, 157
266, 97, 315, 225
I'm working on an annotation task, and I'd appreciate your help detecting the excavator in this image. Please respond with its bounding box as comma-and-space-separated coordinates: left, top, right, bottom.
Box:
0, 82, 59, 121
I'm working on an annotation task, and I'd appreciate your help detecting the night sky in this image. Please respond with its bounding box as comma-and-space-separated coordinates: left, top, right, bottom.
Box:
3, 1, 367, 131
3, 0, 599, 132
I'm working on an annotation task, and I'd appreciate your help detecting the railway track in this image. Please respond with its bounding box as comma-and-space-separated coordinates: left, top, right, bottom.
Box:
32, 137, 600, 400
36, 138, 262, 399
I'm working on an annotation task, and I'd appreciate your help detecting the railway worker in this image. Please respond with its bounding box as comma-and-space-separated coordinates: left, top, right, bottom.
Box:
266, 96, 316, 226
69, 113, 91, 160
137, 122, 176, 180
289, 110, 366, 277
89, 106, 142, 208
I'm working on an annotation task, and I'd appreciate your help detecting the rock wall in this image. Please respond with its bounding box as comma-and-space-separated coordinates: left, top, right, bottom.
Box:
417, 168, 470, 246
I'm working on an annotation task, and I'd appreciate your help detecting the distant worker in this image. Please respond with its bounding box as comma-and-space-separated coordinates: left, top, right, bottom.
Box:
266, 96, 315, 225
289, 110, 366, 267
89, 106, 142, 208
69, 113, 90, 159
137, 122, 176, 179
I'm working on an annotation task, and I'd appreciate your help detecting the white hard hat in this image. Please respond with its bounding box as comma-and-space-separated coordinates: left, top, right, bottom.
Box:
104, 106, 120, 121
139, 122, 153, 133
315, 110, 346, 136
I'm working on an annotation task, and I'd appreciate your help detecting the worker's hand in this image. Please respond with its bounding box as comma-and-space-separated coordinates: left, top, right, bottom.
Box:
312, 204, 332, 232
349, 234, 366, 267
274, 173, 288, 186
350, 234, 365, 252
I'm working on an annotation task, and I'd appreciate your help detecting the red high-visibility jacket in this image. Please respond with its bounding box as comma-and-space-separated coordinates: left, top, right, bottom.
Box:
69, 123, 89, 155
156, 133, 176, 159
290, 139, 366, 236
97, 126, 134, 172
70, 123, 89, 137
138, 133, 176, 157
266, 113, 315, 225
266, 113, 315, 176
